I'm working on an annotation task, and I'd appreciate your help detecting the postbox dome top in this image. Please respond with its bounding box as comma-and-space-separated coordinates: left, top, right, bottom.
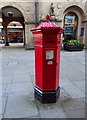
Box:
31, 14, 64, 33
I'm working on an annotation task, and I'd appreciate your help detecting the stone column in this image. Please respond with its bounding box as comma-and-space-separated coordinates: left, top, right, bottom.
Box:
24, 22, 35, 49
84, 1, 87, 48
84, 21, 87, 48
23, 29, 26, 46
4, 26, 9, 46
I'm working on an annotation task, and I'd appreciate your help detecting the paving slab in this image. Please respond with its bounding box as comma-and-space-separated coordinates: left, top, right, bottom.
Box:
36, 101, 66, 118
0, 67, 2, 85
27, 63, 34, 69
63, 85, 85, 98
6, 82, 34, 95
0, 86, 2, 96
35, 88, 72, 118
60, 79, 74, 87
0, 54, 2, 85
60, 51, 85, 83
60, 66, 85, 82
12, 73, 31, 83
0, 85, 7, 96
71, 62, 85, 73
0, 96, 2, 114
0, 76, 2, 85
28, 68, 35, 75
4, 92, 38, 118
0, 114, 2, 120
2, 69, 15, 77
2, 94, 8, 115
0, 94, 7, 116
30, 75, 35, 87
86, 102, 87, 119
64, 109, 85, 118
14, 68, 30, 74
2, 76, 13, 85
72, 80, 85, 93
59, 88, 71, 102
61, 98, 85, 111
7, 61, 19, 66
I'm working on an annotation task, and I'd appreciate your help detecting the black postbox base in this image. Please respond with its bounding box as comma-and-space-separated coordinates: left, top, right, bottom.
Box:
34, 86, 60, 103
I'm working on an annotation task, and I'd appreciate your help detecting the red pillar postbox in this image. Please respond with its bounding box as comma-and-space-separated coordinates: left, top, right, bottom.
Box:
31, 14, 64, 103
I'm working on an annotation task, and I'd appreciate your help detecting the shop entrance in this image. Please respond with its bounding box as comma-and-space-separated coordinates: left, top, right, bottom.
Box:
63, 12, 78, 41
8, 21, 23, 44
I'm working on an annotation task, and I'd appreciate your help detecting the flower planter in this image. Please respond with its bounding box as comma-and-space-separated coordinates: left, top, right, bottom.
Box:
64, 44, 84, 51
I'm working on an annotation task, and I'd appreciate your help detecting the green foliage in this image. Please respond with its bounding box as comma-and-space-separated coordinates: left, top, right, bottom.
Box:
65, 40, 84, 46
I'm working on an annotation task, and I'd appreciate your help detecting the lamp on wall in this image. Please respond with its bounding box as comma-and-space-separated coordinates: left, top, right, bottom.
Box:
7, 11, 13, 17
0, 18, 3, 22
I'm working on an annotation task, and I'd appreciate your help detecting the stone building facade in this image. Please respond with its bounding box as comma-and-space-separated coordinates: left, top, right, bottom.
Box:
0, 0, 87, 48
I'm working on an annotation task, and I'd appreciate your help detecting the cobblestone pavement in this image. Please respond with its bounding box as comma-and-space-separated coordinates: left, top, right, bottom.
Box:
0, 48, 85, 118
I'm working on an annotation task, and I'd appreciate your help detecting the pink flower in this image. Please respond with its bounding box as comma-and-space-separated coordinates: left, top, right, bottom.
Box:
69, 43, 73, 45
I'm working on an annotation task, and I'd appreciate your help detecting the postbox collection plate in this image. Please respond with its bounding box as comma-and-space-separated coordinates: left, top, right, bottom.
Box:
46, 50, 54, 59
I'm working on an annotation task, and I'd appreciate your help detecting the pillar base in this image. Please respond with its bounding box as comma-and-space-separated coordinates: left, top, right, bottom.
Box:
5, 43, 10, 46
34, 86, 60, 103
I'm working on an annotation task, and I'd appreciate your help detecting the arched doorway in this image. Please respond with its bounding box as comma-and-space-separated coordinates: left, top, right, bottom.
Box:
7, 21, 24, 45
64, 12, 78, 40
62, 5, 85, 43
1, 6, 25, 46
